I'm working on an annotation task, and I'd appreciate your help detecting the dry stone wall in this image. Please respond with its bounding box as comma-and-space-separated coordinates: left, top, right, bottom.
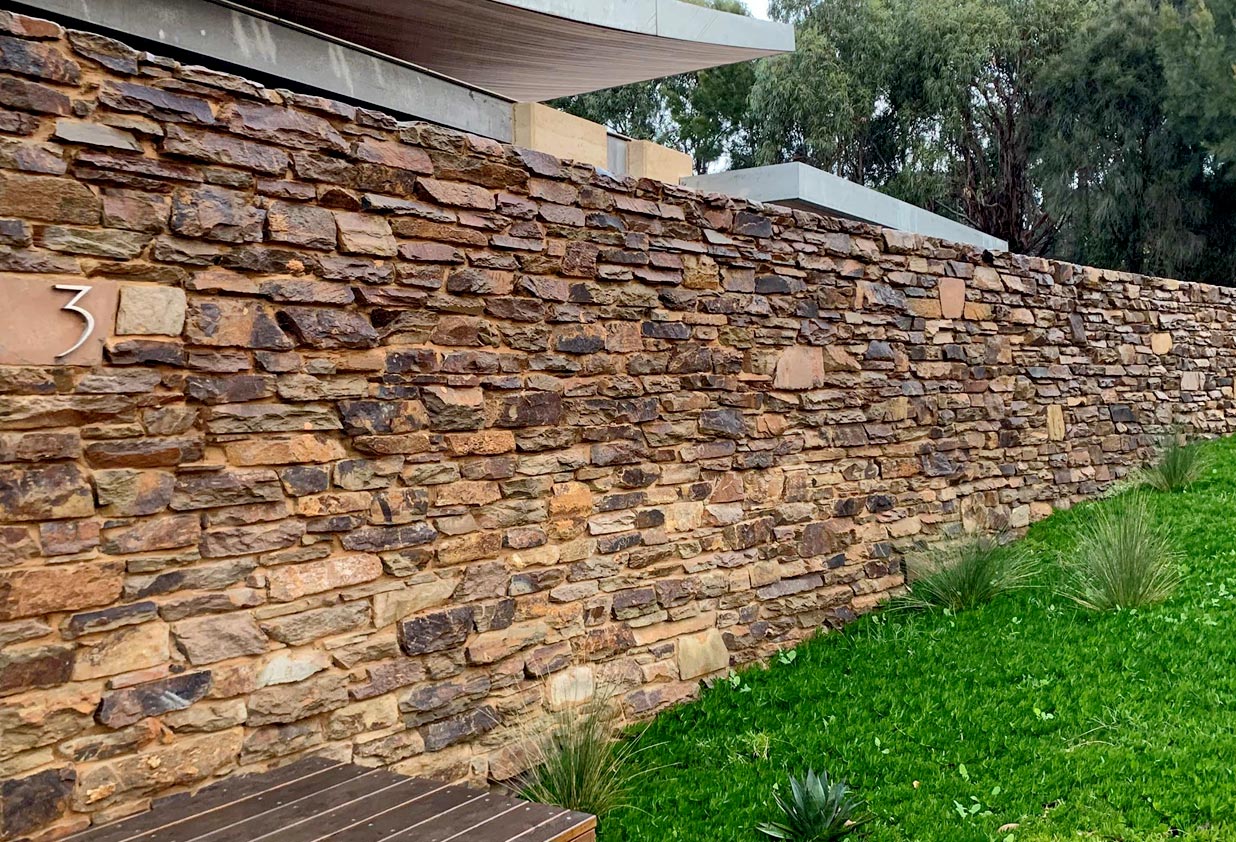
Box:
1, 11, 1235, 839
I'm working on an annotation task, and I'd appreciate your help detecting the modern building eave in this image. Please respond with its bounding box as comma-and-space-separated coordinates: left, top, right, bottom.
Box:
684, 163, 1009, 251
228, 0, 797, 101
15, 0, 517, 141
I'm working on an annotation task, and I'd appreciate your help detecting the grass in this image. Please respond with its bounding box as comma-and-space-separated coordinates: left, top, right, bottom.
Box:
898, 530, 1038, 613
517, 695, 656, 819
602, 436, 1235, 842
1061, 493, 1181, 611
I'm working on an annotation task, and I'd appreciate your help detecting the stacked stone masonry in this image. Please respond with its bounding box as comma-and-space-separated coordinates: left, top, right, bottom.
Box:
1, 13, 1234, 840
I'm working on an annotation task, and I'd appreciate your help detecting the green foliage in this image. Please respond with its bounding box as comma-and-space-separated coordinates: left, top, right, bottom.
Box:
551, 0, 756, 174
559, 0, 1236, 284
1138, 433, 1213, 492
516, 697, 654, 819
1061, 493, 1181, 611
898, 530, 1037, 612
601, 436, 1236, 841
757, 769, 867, 841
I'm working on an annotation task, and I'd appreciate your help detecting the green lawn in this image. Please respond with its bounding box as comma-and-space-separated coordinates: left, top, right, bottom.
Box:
605, 437, 1236, 841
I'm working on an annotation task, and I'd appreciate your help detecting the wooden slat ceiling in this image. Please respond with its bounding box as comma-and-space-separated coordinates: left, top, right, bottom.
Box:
233, 0, 788, 101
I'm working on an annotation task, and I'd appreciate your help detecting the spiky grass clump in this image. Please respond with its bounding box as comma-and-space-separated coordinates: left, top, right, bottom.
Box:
1137, 434, 1212, 492
757, 769, 867, 841
1061, 493, 1180, 611
516, 696, 655, 819
898, 531, 1037, 612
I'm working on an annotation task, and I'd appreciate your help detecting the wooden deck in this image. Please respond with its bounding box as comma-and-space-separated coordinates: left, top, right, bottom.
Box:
65, 756, 596, 842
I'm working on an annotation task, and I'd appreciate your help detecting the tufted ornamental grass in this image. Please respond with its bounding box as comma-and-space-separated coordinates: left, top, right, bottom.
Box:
896, 531, 1037, 613
1136, 433, 1212, 492
1060, 493, 1181, 611
515, 695, 659, 820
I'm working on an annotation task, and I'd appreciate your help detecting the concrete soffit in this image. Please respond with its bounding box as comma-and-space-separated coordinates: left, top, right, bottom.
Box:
14, 0, 517, 142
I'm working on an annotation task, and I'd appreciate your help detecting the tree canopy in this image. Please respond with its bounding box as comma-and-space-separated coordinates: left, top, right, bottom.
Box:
553, 0, 1236, 285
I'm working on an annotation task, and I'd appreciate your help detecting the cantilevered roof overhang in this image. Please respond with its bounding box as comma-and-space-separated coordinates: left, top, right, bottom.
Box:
685, 163, 1009, 251
229, 0, 797, 101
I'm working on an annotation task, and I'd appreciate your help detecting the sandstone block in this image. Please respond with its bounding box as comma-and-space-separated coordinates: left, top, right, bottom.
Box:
115, 285, 187, 336
373, 577, 459, 627
224, 433, 345, 466
677, 628, 729, 680
0, 172, 98, 223
261, 602, 370, 646
1151, 333, 1173, 354
0, 561, 124, 621
163, 124, 289, 174
256, 649, 331, 688
1046, 405, 1066, 441
99, 80, 215, 125
416, 178, 495, 210
72, 729, 242, 809
267, 553, 382, 602
53, 118, 140, 151
938, 276, 966, 319
335, 211, 396, 256
465, 620, 546, 665
547, 666, 595, 710
72, 621, 169, 681
173, 614, 267, 665
265, 200, 336, 249
247, 673, 349, 726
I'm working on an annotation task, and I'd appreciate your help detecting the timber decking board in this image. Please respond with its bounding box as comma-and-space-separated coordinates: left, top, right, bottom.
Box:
65, 758, 595, 842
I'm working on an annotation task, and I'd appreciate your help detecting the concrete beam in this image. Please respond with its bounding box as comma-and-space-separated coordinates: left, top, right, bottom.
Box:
230, 0, 796, 101
14, 0, 515, 142
684, 163, 1009, 251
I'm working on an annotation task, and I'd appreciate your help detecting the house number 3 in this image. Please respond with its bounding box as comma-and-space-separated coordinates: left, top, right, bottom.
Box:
54, 284, 96, 360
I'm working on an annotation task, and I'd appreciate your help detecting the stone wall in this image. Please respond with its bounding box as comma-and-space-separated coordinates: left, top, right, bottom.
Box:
1, 11, 1234, 840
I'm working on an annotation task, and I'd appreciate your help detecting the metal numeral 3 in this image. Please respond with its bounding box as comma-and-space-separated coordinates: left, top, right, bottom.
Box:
54, 284, 95, 360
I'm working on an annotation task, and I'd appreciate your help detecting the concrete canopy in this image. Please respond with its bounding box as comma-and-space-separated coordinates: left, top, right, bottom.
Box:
685, 163, 1009, 251
230, 0, 796, 101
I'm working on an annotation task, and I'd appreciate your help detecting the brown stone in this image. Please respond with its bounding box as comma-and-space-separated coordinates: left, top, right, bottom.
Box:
261, 602, 370, 646
73, 729, 242, 809
398, 606, 474, 655
0, 766, 75, 838
115, 285, 187, 336
184, 298, 293, 350
224, 434, 346, 466
101, 514, 200, 555
416, 178, 495, 210
0, 643, 74, 695
267, 553, 382, 602
0, 76, 68, 119
938, 276, 966, 319
334, 211, 396, 256
279, 306, 380, 349
0, 561, 124, 621
173, 614, 268, 665
265, 200, 336, 250
72, 621, 169, 681
222, 101, 348, 152
99, 81, 216, 124
247, 673, 349, 726
163, 124, 289, 173
0, 172, 99, 223
171, 185, 266, 243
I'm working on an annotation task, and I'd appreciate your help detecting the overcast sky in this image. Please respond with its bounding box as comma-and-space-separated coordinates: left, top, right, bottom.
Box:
746, 0, 771, 18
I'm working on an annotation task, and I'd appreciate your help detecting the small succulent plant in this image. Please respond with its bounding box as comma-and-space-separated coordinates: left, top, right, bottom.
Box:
757, 769, 867, 841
